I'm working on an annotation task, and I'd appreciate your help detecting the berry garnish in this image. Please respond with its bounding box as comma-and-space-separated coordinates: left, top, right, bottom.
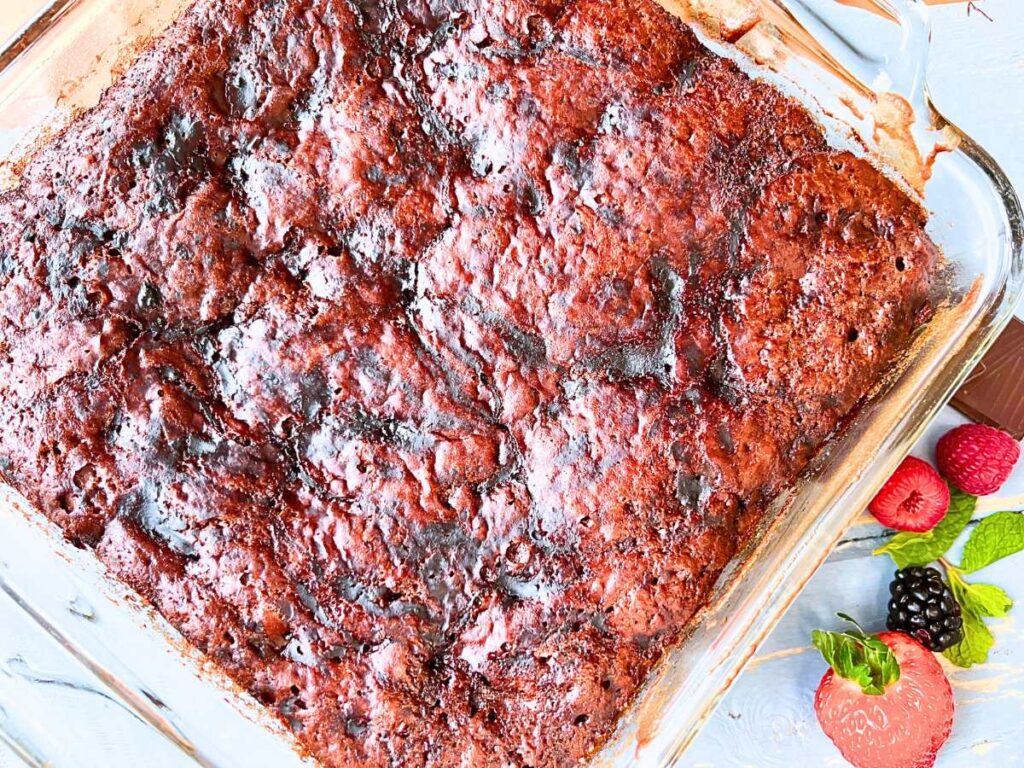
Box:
813, 620, 954, 768
936, 423, 1020, 496
886, 567, 963, 652
868, 456, 950, 532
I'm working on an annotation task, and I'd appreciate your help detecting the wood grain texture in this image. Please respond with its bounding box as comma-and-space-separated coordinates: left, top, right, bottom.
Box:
928, 0, 1024, 189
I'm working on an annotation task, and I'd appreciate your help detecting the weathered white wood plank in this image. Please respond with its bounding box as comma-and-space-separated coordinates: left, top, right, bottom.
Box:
927, 1, 1024, 189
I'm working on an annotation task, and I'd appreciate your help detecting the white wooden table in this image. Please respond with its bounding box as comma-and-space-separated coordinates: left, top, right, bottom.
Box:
0, 1, 1021, 766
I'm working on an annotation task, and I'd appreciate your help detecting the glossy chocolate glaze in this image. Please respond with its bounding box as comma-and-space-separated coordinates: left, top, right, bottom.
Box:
0, 0, 937, 765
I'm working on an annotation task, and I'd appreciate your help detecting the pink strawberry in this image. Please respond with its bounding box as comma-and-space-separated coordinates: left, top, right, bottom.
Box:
815, 631, 954, 768
936, 423, 1020, 496
869, 456, 950, 532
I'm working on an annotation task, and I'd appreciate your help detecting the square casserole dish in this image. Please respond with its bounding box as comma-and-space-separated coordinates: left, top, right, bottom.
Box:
0, 0, 1020, 766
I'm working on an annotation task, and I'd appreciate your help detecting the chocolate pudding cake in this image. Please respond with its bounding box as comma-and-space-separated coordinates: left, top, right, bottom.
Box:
0, 0, 938, 765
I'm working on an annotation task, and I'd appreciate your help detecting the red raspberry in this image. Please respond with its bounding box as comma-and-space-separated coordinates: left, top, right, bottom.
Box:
936, 424, 1020, 496
868, 456, 949, 532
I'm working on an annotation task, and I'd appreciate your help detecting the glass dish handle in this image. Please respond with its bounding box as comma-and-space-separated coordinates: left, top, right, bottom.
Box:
764, 0, 932, 110
726, 0, 948, 186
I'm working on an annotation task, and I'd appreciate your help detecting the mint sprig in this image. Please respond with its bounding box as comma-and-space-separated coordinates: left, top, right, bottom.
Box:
960, 511, 1024, 573
948, 569, 1013, 618
811, 614, 900, 695
943, 604, 994, 669
942, 566, 1012, 668
874, 483, 1020, 668
873, 485, 975, 568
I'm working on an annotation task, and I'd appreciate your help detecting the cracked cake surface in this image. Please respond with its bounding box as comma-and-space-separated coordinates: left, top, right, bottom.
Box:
0, 0, 938, 765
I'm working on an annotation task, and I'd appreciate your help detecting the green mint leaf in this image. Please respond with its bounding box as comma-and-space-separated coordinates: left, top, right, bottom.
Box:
961, 511, 1024, 573
943, 608, 994, 668
949, 568, 1013, 618
874, 485, 976, 568
942, 568, 1010, 668
963, 583, 1014, 617
811, 617, 900, 695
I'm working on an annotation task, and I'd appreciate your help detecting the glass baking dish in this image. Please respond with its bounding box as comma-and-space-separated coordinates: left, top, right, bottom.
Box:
0, 0, 1019, 766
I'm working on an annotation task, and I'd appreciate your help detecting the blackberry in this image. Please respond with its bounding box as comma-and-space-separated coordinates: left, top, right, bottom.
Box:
886, 567, 963, 652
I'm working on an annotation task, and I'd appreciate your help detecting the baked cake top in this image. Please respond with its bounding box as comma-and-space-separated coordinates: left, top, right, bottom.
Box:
0, 0, 936, 765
